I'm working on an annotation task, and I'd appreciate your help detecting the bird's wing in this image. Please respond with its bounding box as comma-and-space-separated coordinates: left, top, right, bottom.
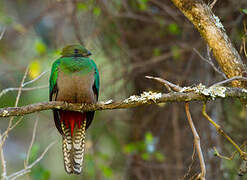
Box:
85, 59, 100, 129
93, 63, 100, 100
49, 58, 63, 134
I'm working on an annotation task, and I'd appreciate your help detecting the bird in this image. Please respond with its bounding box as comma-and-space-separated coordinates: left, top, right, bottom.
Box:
49, 44, 99, 174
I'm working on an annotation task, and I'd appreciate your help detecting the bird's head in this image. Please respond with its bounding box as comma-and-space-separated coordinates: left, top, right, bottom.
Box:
61, 44, 92, 57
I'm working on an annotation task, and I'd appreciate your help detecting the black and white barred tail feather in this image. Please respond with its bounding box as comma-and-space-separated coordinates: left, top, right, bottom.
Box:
61, 120, 87, 174
72, 120, 86, 174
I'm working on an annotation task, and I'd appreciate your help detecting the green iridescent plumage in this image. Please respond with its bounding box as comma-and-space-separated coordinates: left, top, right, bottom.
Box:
49, 57, 100, 96
49, 44, 99, 96
49, 44, 99, 174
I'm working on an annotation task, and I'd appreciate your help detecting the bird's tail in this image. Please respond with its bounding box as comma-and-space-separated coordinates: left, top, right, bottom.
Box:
72, 119, 86, 174
61, 111, 87, 174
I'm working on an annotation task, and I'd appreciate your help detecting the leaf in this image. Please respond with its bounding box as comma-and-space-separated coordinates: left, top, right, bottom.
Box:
242, 9, 247, 14
35, 40, 46, 55
168, 23, 180, 35
85, 154, 95, 177
139, 3, 147, 11
77, 2, 88, 11
29, 144, 40, 163
136, 141, 146, 151
29, 60, 41, 79
93, 7, 101, 16
138, 0, 149, 11
123, 143, 137, 154
13, 23, 26, 33
0, 15, 13, 25
153, 48, 161, 56
171, 46, 181, 60
145, 132, 153, 144
31, 165, 50, 180
141, 152, 150, 161
98, 152, 110, 161
99, 165, 113, 178
154, 152, 165, 162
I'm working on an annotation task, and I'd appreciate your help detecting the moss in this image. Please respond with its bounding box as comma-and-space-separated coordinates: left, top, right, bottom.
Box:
193, 14, 204, 32
179, 0, 198, 12
177, 0, 204, 32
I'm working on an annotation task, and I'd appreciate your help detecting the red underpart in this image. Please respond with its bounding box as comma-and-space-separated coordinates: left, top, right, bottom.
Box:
59, 110, 86, 137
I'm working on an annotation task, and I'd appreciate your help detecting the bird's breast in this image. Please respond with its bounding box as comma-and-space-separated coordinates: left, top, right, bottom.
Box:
56, 70, 96, 104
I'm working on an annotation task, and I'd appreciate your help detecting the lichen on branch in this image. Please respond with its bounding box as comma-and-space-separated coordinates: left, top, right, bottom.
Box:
0, 87, 247, 118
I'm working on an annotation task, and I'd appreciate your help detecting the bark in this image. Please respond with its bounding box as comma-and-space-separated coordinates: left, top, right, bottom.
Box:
170, 0, 247, 87
0, 87, 247, 117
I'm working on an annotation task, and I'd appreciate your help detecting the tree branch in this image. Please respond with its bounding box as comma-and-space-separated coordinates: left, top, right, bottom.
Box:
24, 116, 39, 169
0, 87, 247, 118
0, 27, 5, 41
0, 133, 7, 179
170, 0, 246, 87
185, 103, 206, 180
202, 103, 247, 158
7, 141, 56, 180
193, 48, 227, 79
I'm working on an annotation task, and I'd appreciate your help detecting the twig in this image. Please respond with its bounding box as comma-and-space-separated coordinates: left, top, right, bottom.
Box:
0, 133, 7, 180
24, 116, 39, 168
7, 141, 56, 180
1, 117, 23, 138
241, 21, 247, 58
0, 85, 48, 98
150, 0, 181, 21
0, 27, 5, 41
1, 66, 29, 145
213, 147, 237, 161
205, 45, 224, 79
132, 52, 173, 70
210, 76, 247, 87
206, 46, 212, 63
22, 71, 49, 87
181, 145, 196, 180
145, 76, 182, 92
185, 103, 206, 180
0, 67, 28, 179
239, 159, 247, 176
193, 48, 227, 79
15, 67, 29, 107
202, 103, 247, 159
243, 37, 247, 58
209, 0, 218, 9
0, 66, 29, 179
0, 70, 48, 98
213, 142, 247, 176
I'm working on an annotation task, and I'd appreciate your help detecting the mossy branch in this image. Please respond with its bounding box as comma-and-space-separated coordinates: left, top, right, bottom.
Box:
0, 87, 247, 118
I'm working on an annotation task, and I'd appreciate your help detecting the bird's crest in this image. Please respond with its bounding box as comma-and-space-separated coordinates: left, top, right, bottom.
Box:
61, 44, 92, 57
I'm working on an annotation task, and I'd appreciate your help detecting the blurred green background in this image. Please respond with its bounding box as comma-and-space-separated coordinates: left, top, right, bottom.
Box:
0, 0, 247, 179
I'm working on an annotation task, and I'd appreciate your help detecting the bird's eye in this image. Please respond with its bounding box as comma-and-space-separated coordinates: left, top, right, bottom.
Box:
74, 49, 79, 54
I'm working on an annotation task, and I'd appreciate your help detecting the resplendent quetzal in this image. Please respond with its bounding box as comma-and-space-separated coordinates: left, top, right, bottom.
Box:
49, 44, 99, 174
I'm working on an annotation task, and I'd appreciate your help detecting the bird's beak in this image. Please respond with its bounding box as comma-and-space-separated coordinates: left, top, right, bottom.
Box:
87, 51, 92, 56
